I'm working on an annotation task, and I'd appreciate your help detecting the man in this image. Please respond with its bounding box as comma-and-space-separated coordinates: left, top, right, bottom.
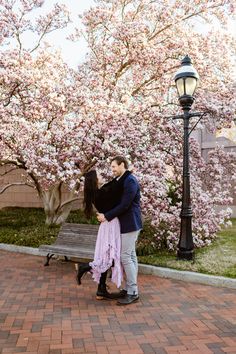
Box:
97, 155, 142, 305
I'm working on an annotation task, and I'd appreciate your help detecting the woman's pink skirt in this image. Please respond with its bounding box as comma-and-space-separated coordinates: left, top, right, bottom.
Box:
89, 217, 123, 288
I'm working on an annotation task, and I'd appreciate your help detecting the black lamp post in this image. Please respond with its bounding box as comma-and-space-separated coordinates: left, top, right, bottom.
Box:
174, 55, 199, 260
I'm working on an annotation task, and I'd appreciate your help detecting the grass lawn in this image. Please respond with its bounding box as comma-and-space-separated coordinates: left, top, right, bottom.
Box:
0, 207, 98, 248
138, 219, 236, 279
0, 207, 235, 278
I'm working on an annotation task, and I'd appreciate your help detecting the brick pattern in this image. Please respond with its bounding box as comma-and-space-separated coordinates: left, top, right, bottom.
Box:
0, 250, 235, 354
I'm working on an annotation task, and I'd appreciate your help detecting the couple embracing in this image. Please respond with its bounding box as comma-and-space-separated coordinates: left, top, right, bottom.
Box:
76, 155, 142, 306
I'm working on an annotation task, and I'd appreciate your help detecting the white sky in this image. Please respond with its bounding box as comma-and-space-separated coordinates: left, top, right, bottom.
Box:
20, 0, 95, 68
18, 0, 236, 69
45, 0, 95, 67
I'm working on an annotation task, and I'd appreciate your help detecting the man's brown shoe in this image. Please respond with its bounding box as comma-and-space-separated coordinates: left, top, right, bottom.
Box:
117, 294, 139, 305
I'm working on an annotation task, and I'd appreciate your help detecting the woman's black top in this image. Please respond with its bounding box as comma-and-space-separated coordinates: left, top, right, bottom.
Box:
93, 171, 131, 214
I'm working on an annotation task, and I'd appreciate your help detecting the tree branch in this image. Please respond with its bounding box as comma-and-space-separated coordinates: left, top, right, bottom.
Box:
148, 3, 225, 42
131, 74, 156, 96
57, 197, 80, 211
0, 182, 34, 194
2, 83, 20, 107
0, 167, 17, 177
28, 172, 42, 196
115, 59, 134, 80
15, 31, 22, 52
30, 20, 53, 53
0, 159, 24, 167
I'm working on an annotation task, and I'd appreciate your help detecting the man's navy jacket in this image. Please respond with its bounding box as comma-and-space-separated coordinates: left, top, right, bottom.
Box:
104, 171, 142, 233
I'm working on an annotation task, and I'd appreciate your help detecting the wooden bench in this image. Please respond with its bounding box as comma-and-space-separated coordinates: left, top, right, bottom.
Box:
39, 223, 99, 266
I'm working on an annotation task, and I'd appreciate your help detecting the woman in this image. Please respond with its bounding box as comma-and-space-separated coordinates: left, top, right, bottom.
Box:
76, 170, 125, 299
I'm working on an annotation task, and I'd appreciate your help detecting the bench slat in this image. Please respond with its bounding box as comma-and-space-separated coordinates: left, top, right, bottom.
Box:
40, 244, 95, 253
56, 232, 97, 239
60, 223, 99, 230
58, 231, 97, 236
39, 222, 99, 265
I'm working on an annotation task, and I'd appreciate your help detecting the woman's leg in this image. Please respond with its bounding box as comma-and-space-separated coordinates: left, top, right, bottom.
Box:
96, 271, 108, 299
96, 271, 125, 300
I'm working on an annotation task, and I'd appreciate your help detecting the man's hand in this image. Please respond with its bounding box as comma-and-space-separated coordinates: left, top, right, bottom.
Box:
97, 213, 106, 222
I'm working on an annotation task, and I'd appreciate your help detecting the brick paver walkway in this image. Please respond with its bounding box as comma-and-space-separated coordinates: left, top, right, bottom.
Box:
0, 250, 235, 354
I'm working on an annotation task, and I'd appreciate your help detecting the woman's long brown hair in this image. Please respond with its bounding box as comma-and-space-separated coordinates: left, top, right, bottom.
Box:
83, 170, 98, 219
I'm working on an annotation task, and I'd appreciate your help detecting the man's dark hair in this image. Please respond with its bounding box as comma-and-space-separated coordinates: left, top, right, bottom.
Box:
111, 155, 129, 169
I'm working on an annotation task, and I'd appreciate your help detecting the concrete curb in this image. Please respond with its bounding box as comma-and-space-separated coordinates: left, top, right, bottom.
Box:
1, 243, 235, 289
0, 243, 46, 257
138, 264, 236, 290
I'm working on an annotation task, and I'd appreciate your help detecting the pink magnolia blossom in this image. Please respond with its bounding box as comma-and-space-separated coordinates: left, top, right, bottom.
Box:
1, 0, 236, 242
70, 0, 236, 247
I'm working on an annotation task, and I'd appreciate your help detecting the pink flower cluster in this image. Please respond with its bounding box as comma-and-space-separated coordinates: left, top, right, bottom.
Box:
0, 0, 235, 242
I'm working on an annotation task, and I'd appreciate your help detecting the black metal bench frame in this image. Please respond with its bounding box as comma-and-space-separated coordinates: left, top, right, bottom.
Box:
39, 223, 99, 266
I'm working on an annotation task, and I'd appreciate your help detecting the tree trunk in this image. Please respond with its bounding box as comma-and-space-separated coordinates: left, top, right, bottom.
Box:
41, 182, 81, 225
39, 161, 97, 225
1, 159, 97, 226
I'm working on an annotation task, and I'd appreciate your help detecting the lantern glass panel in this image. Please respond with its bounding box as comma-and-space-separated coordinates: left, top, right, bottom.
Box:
185, 77, 197, 96
176, 78, 185, 97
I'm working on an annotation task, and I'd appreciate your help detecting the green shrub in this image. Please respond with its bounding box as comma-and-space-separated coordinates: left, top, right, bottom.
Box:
136, 220, 159, 256
67, 209, 99, 225
0, 207, 59, 247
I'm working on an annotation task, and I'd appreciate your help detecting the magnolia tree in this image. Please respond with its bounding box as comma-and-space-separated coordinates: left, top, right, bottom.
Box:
0, 0, 143, 224
0, 0, 86, 224
0, 48, 85, 224
1, 0, 236, 249
69, 0, 236, 249
0, 1, 152, 224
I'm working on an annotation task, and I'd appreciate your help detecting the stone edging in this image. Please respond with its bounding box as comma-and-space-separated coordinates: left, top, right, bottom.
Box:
0, 243, 46, 256
138, 264, 236, 290
0, 243, 235, 289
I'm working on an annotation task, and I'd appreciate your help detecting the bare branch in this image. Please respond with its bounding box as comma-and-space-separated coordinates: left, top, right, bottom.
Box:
15, 31, 22, 52
148, 3, 226, 42
131, 74, 156, 96
0, 182, 34, 194
57, 197, 80, 211
0, 159, 24, 167
28, 172, 42, 196
131, 1, 147, 21
30, 20, 53, 53
0, 167, 17, 177
115, 59, 134, 80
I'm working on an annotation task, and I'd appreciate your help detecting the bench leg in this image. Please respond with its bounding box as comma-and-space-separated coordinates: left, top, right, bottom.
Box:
44, 253, 54, 266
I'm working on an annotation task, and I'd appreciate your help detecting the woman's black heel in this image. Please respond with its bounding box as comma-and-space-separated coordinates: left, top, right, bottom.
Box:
76, 263, 92, 285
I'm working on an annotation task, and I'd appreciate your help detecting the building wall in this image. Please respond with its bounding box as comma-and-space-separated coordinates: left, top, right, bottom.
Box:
0, 165, 82, 210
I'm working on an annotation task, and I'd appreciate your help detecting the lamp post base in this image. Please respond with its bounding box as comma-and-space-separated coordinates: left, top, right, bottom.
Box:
177, 249, 194, 261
